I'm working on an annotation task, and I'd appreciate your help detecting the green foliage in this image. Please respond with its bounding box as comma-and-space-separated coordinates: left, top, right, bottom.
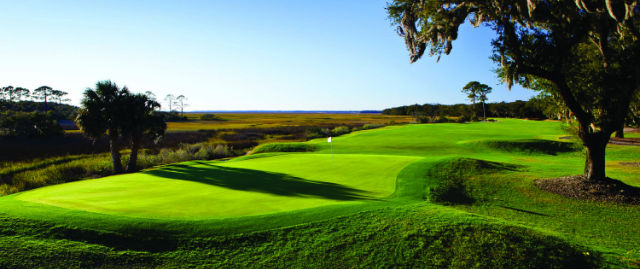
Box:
0, 100, 77, 119
354, 123, 386, 131
305, 127, 330, 139
251, 143, 316, 154
0, 111, 64, 138
331, 126, 350, 136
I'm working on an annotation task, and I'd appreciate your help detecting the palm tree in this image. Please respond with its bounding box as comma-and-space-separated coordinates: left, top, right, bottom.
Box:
76, 81, 130, 173
462, 81, 492, 121
122, 93, 166, 172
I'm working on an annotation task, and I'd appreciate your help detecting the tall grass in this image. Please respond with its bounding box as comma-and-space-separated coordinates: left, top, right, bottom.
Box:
0, 142, 235, 196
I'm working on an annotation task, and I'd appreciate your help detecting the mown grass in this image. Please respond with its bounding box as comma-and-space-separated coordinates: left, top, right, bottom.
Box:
0, 119, 638, 268
16, 154, 418, 218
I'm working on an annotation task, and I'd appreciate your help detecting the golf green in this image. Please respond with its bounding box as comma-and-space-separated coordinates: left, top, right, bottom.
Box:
16, 154, 419, 219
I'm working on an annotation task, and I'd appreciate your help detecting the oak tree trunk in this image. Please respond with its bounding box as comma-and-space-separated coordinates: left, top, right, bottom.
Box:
615, 125, 624, 138
582, 134, 608, 181
482, 101, 486, 121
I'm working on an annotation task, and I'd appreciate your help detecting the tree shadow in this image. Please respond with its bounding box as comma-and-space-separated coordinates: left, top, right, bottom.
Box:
143, 162, 372, 201
497, 205, 549, 216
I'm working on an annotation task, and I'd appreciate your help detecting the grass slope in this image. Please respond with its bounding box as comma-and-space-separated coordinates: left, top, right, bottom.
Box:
0, 119, 638, 268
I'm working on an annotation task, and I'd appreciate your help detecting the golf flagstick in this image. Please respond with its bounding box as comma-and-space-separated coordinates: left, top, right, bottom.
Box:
328, 136, 333, 166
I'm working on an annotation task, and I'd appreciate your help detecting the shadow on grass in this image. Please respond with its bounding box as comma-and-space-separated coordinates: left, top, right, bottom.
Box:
144, 162, 372, 201
497, 205, 549, 216
484, 139, 581, 155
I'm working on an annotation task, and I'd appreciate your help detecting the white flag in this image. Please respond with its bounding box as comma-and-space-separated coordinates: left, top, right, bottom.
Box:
328, 136, 332, 143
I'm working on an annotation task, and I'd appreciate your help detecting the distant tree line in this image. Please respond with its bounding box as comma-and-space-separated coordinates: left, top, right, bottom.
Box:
1, 85, 70, 108
382, 99, 545, 120
0, 85, 76, 138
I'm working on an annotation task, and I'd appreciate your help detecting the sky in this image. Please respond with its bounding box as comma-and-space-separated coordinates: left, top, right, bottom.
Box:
0, 0, 537, 111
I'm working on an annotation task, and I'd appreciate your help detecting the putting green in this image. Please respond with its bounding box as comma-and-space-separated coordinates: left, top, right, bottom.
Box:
16, 154, 419, 219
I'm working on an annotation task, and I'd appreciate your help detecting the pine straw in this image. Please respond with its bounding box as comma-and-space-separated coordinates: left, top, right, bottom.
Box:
534, 176, 640, 205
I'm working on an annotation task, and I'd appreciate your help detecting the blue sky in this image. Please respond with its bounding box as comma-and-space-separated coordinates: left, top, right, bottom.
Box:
0, 0, 536, 111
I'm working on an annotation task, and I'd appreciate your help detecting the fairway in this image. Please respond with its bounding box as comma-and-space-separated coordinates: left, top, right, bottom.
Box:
16, 154, 418, 218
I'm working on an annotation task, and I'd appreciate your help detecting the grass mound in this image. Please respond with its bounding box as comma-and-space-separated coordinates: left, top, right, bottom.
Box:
428, 158, 522, 179
534, 176, 640, 205
484, 139, 581, 155
0, 206, 600, 269
425, 158, 522, 204
251, 142, 316, 154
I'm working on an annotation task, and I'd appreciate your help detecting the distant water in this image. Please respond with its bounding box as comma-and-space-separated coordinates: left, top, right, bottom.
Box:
186, 110, 381, 114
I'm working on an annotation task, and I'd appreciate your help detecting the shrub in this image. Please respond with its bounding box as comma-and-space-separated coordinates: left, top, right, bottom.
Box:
415, 116, 431, 123
416, 116, 451, 124
306, 128, 330, 139
436, 116, 451, 123
251, 143, 315, 154
194, 144, 233, 160
331, 126, 350, 136
456, 115, 470, 123
361, 123, 385, 130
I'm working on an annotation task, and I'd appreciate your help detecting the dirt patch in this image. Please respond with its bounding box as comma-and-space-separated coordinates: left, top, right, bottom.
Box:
534, 176, 640, 205
609, 137, 640, 146
620, 162, 640, 167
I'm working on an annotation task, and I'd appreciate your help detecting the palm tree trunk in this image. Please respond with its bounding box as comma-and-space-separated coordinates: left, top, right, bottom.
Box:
127, 135, 141, 173
109, 130, 123, 173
